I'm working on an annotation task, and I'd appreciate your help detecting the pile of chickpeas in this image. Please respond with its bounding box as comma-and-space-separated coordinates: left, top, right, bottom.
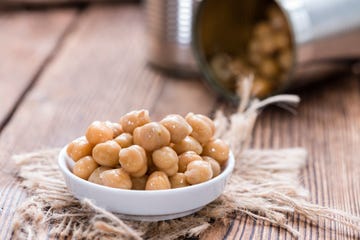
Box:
210, 4, 293, 98
67, 110, 230, 191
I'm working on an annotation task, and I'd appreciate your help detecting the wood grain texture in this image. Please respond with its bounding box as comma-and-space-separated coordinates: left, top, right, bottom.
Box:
0, 4, 215, 239
0, 8, 77, 129
0, 4, 359, 240
203, 75, 360, 240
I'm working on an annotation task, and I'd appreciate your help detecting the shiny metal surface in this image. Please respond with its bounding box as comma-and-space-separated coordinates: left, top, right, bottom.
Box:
192, 0, 360, 101
145, 0, 200, 76
278, 0, 360, 87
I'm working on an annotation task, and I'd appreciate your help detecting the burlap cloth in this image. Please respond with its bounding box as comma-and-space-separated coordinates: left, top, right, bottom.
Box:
11, 93, 360, 239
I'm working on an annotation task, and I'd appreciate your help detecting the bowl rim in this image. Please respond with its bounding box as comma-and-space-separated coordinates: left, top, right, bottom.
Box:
58, 145, 235, 195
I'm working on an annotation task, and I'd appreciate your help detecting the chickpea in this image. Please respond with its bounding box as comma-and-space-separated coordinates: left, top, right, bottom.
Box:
67, 137, 92, 161
118, 145, 147, 174
114, 133, 133, 148
248, 51, 262, 66
152, 146, 178, 169
104, 121, 123, 138
161, 164, 178, 177
185, 113, 214, 144
100, 168, 132, 189
169, 173, 189, 189
273, 32, 290, 50
88, 166, 112, 185
120, 109, 151, 133
178, 151, 203, 173
160, 114, 192, 143
172, 136, 202, 155
259, 58, 279, 78
86, 121, 114, 146
185, 160, 213, 185
92, 140, 121, 167
210, 53, 233, 81
73, 156, 99, 180
145, 171, 171, 190
196, 114, 215, 134
133, 122, 171, 151
253, 22, 271, 37
267, 6, 287, 31
202, 139, 230, 165
131, 175, 148, 190
228, 59, 254, 78
202, 156, 221, 177
130, 163, 148, 178
278, 49, 293, 70
260, 37, 277, 55
251, 76, 272, 98
248, 39, 262, 54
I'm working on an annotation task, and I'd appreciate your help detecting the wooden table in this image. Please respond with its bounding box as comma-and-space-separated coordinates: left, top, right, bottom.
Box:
0, 3, 359, 239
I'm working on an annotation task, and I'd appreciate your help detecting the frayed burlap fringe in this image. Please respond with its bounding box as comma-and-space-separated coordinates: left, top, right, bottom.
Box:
11, 93, 360, 239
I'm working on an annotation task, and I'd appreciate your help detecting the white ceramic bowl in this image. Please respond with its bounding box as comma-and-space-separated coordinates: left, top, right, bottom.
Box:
58, 146, 234, 221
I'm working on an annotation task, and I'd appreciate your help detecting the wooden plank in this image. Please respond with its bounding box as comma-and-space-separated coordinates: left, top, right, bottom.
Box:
0, 4, 215, 239
0, 8, 77, 130
205, 75, 360, 239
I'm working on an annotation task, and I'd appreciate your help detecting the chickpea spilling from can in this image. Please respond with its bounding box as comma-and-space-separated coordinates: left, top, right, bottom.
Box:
210, 4, 293, 98
67, 110, 230, 190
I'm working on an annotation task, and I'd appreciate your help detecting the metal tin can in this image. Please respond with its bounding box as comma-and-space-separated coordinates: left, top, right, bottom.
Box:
145, 0, 200, 77
192, 0, 360, 101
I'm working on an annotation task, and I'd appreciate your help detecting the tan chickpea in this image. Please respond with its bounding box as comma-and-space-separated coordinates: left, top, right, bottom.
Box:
272, 32, 290, 50
259, 37, 277, 55
73, 156, 99, 180
178, 151, 203, 173
152, 146, 178, 169
185, 160, 213, 185
248, 39, 262, 54
210, 53, 233, 81
172, 136, 203, 155
114, 133, 133, 148
169, 173, 189, 189
228, 58, 244, 75
278, 49, 293, 70
100, 168, 132, 189
92, 140, 121, 167
133, 122, 171, 151
248, 51, 262, 66
253, 22, 272, 37
259, 58, 279, 78
130, 163, 148, 178
88, 166, 112, 184
196, 114, 215, 134
145, 171, 171, 190
251, 76, 272, 98
160, 114, 192, 143
267, 6, 287, 31
202, 156, 221, 177
119, 145, 147, 174
131, 175, 148, 190
86, 121, 114, 146
202, 139, 230, 165
104, 121, 123, 138
161, 164, 178, 177
185, 113, 214, 144
120, 109, 151, 133
67, 137, 92, 161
